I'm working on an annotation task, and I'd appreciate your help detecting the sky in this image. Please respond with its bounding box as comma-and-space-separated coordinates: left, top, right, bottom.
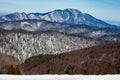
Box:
0, 0, 120, 25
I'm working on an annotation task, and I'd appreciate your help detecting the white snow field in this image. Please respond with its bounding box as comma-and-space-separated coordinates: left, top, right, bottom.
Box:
0, 75, 120, 80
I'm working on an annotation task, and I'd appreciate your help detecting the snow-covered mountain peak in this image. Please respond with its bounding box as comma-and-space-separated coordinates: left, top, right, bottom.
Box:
0, 8, 119, 29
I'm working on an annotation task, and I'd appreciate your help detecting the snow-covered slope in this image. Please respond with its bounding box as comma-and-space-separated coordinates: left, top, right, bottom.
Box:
0, 30, 100, 62
0, 75, 120, 80
0, 8, 119, 29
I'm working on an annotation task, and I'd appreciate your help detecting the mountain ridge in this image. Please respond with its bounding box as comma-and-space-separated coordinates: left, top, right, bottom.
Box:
0, 8, 119, 29
0, 19, 120, 42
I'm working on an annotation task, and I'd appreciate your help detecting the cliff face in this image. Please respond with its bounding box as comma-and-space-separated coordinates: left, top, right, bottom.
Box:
0, 30, 100, 62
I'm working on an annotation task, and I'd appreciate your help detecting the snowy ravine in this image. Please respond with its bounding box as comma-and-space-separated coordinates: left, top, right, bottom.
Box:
0, 75, 120, 80
0, 31, 100, 62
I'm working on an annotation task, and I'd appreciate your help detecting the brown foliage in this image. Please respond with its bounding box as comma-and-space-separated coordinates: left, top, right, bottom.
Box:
0, 53, 20, 74
22, 42, 120, 74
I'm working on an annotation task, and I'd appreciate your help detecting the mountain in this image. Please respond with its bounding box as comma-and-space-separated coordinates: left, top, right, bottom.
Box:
0, 19, 120, 42
0, 9, 119, 42
0, 30, 101, 62
22, 42, 120, 74
0, 8, 119, 29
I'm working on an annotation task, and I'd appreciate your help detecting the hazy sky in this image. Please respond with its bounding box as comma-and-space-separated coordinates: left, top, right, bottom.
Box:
0, 0, 120, 25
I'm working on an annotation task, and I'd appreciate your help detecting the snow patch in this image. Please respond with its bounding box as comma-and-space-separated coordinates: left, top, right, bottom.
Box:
88, 31, 106, 38
21, 22, 29, 26
0, 75, 120, 80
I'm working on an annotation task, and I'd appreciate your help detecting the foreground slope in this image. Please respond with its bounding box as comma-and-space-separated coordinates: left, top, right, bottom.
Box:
22, 42, 120, 74
0, 30, 100, 62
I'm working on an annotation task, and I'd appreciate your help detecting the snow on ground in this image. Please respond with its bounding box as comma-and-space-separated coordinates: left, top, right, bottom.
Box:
0, 75, 120, 80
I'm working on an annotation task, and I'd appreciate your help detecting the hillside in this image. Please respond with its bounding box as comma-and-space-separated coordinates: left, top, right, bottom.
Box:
0, 30, 100, 62
22, 42, 120, 74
